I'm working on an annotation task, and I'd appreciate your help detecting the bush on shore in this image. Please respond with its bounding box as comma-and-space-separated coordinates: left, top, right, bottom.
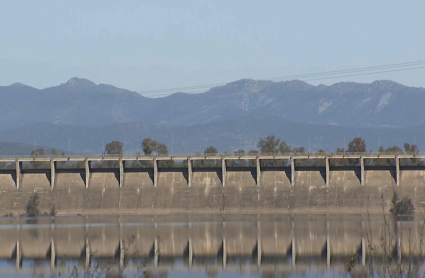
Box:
389, 190, 415, 216
25, 193, 40, 217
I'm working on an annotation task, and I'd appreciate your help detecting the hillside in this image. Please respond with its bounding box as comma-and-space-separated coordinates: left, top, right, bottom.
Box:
1, 77, 425, 154
0, 78, 424, 130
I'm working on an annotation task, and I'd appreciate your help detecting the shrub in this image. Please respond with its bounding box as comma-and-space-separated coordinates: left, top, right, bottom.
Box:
389, 190, 415, 216
50, 206, 56, 216
25, 193, 40, 217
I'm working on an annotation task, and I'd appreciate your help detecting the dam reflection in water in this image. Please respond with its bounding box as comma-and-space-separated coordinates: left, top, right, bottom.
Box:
0, 214, 424, 277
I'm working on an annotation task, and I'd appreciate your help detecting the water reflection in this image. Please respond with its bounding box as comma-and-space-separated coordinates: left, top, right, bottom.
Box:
0, 214, 424, 277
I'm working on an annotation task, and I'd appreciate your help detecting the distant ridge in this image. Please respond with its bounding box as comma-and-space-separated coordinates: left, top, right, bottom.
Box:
0, 77, 425, 153
0, 77, 424, 129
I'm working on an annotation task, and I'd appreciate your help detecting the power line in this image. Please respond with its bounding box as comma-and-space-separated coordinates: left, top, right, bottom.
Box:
137, 60, 425, 96
145, 64, 425, 98
303, 65, 425, 82
266, 60, 425, 81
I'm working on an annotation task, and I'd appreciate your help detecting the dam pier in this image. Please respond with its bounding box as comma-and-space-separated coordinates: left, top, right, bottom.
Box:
0, 154, 424, 215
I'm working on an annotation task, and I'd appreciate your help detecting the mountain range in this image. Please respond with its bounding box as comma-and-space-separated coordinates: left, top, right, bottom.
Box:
0, 77, 424, 154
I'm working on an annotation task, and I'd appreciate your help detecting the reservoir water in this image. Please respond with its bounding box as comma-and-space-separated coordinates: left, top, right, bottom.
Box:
0, 214, 424, 277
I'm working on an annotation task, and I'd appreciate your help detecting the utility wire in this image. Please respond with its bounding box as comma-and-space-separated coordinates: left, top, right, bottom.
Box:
266, 61, 425, 81
147, 64, 425, 97
303, 65, 425, 82
138, 60, 425, 96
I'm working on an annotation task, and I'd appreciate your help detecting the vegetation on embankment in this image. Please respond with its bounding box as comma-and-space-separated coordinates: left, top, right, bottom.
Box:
390, 190, 415, 217
24, 193, 56, 217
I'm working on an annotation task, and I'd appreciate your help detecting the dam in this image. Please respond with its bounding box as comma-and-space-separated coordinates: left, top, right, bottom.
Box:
0, 154, 424, 215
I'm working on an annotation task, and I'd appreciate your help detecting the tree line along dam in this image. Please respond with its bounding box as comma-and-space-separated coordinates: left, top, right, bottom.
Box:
0, 154, 424, 215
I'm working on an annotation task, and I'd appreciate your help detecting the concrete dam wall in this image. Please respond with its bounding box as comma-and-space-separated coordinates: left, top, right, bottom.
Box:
0, 154, 425, 215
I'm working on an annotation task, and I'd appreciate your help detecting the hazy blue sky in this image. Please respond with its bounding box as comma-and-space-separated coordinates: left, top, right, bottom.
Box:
1, 1, 424, 95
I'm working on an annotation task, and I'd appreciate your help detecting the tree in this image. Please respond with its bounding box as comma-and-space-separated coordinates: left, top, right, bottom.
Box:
390, 191, 414, 218
404, 143, 419, 154
142, 138, 158, 156
30, 149, 48, 169
228, 150, 247, 167
103, 141, 124, 168
384, 146, 403, 154
291, 146, 307, 166
292, 146, 305, 154
26, 193, 40, 217
31, 148, 45, 157
156, 143, 169, 156
258, 135, 280, 154
201, 147, 218, 167
234, 149, 245, 156
204, 146, 218, 156
372, 146, 403, 166
332, 148, 349, 166
51, 148, 58, 157
347, 137, 366, 153
346, 137, 367, 166
50, 149, 66, 168
403, 143, 423, 166
309, 149, 326, 166
156, 143, 174, 167
105, 141, 124, 156
278, 141, 291, 154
